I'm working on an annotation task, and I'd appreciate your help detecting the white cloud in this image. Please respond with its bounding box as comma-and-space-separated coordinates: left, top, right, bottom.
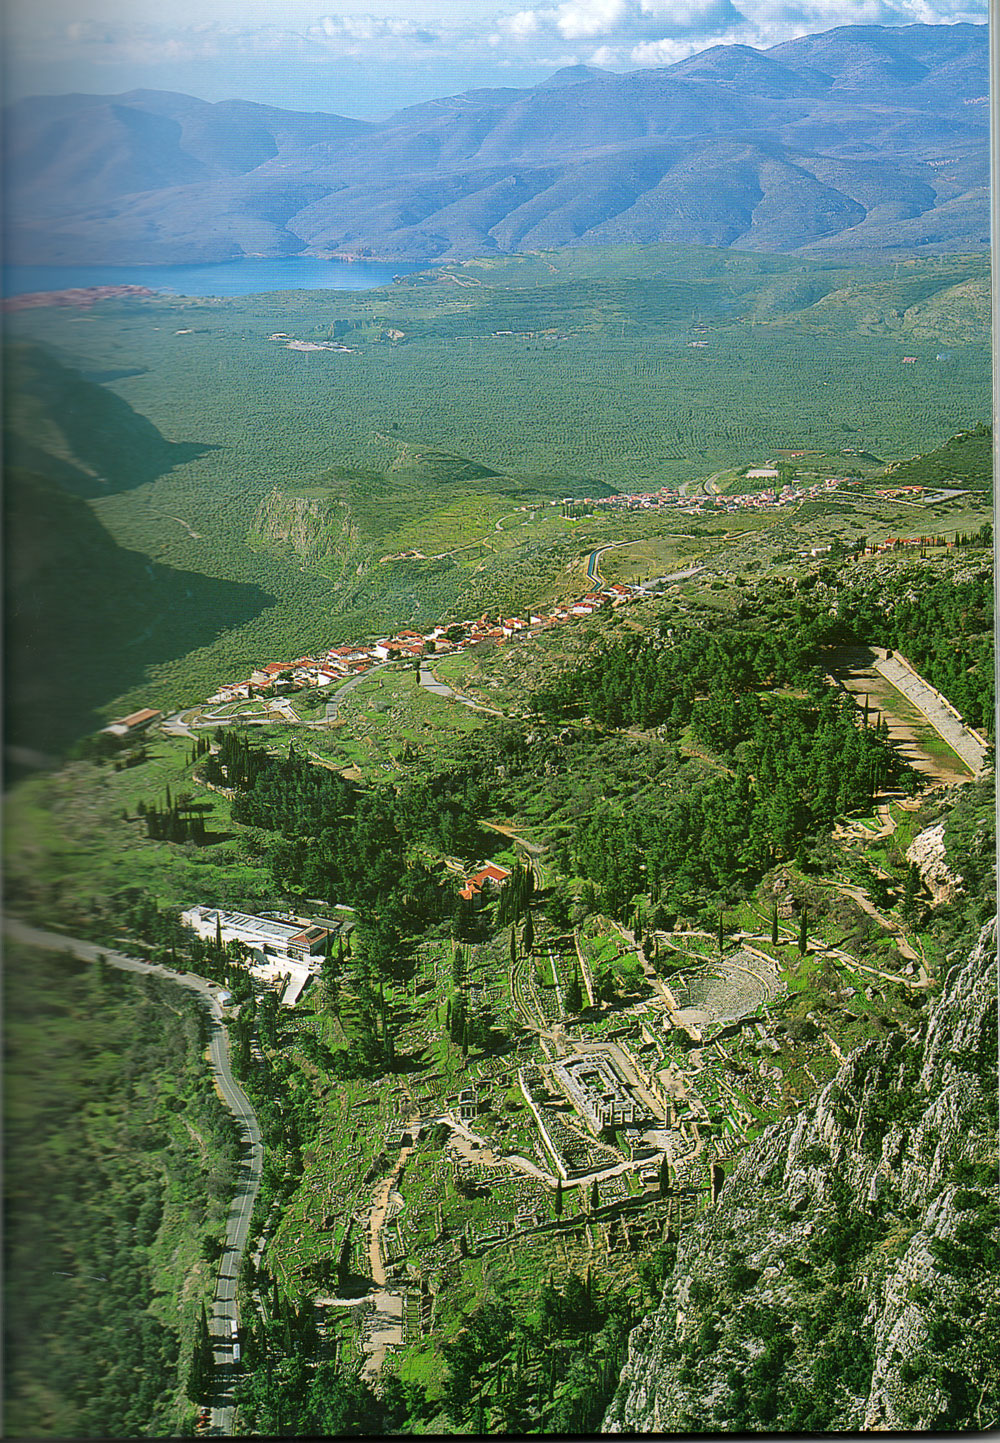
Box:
495, 0, 743, 48
6, 0, 988, 102
626, 36, 707, 65
307, 13, 440, 43
495, 9, 543, 37
489, 0, 985, 62
554, 0, 627, 41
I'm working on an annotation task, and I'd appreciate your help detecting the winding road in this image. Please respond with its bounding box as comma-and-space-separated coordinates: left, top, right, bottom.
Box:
418, 663, 504, 715
324, 660, 393, 722
3, 917, 262, 1437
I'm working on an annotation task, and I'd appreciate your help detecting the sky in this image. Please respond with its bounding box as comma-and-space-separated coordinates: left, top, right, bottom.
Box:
3, 0, 987, 118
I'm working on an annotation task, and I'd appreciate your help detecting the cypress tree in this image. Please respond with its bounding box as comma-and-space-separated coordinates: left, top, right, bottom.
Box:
770, 900, 779, 946
798, 908, 808, 956
186, 1343, 205, 1404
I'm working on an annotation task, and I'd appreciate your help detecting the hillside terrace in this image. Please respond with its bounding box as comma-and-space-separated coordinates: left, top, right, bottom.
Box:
192, 469, 961, 712
203, 584, 635, 705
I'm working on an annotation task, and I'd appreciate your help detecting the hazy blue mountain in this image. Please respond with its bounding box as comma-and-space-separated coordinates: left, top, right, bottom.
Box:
3, 23, 987, 265
537, 64, 613, 88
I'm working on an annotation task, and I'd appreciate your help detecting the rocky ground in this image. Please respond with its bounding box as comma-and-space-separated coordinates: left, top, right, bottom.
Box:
605, 921, 998, 1434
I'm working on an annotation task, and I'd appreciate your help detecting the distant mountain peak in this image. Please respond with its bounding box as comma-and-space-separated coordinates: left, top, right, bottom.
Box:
3, 23, 988, 266
537, 64, 610, 88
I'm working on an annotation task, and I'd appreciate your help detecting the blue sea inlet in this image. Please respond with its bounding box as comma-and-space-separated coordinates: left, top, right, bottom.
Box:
2, 256, 426, 299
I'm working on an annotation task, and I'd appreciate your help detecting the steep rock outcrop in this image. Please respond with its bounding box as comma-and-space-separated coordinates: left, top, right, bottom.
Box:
249, 489, 372, 585
907, 821, 963, 906
606, 923, 998, 1433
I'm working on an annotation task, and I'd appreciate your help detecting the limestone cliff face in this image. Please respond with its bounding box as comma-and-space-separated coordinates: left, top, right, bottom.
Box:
249, 490, 371, 582
606, 924, 998, 1434
907, 821, 962, 906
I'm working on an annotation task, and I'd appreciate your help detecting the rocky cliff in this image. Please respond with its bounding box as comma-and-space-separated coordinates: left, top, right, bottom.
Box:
249, 488, 372, 585
606, 922, 998, 1433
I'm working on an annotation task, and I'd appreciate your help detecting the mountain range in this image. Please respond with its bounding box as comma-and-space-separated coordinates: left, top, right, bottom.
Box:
3, 23, 989, 266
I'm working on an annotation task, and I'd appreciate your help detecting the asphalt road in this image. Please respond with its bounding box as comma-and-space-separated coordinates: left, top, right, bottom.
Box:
3, 917, 263, 1437
324, 661, 392, 721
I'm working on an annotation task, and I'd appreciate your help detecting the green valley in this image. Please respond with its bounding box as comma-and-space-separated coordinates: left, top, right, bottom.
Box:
3, 239, 995, 1437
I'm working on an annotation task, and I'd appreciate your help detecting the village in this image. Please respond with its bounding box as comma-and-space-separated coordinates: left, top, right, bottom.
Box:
197, 476, 964, 708
202, 583, 641, 706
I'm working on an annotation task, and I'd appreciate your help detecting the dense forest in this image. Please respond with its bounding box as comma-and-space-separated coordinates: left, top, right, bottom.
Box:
192, 575, 934, 934
205, 731, 489, 923
3, 946, 239, 1437
531, 606, 913, 914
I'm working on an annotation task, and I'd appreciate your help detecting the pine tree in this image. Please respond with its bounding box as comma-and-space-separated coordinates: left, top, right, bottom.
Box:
186, 1342, 205, 1404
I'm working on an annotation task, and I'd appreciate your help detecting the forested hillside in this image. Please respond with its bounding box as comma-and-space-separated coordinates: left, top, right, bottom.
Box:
606, 914, 998, 1433
836, 560, 994, 733
4, 946, 238, 1437
881, 422, 991, 493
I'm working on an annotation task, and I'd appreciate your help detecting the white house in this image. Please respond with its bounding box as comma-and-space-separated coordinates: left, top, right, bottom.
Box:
181, 906, 329, 965
181, 906, 332, 1006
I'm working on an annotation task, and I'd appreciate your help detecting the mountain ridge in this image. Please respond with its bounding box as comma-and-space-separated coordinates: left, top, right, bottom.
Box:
3, 23, 987, 266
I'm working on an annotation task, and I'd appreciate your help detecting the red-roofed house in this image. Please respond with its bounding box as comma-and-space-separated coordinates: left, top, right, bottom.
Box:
469, 863, 511, 887
102, 707, 163, 737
